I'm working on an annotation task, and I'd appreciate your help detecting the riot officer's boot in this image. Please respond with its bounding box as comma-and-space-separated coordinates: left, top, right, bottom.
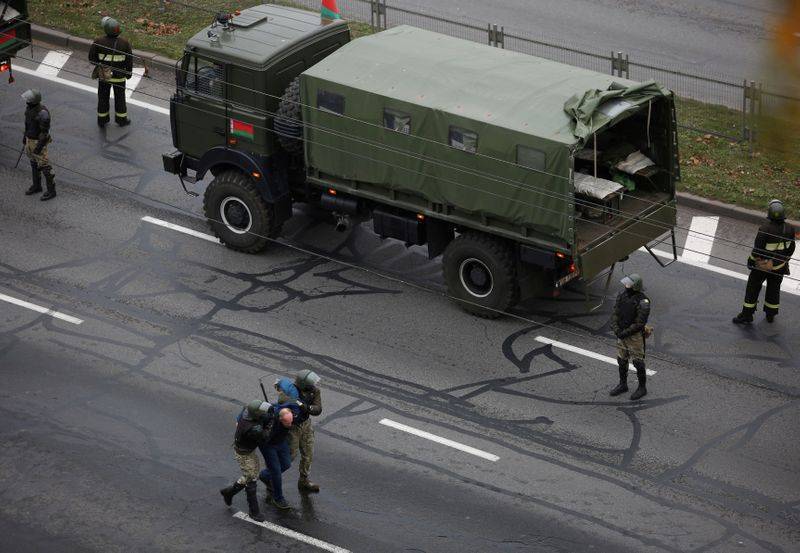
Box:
25, 161, 42, 195
732, 312, 753, 325
117, 117, 131, 127
244, 481, 266, 522
609, 358, 629, 396
219, 481, 245, 506
40, 167, 56, 201
630, 361, 647, 401
766, 313, 776, 323
298, 477, 320, 494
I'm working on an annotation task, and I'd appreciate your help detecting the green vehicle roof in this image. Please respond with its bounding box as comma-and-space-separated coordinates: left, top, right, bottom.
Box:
186, 4, 346, 68
304, 26, 666, 145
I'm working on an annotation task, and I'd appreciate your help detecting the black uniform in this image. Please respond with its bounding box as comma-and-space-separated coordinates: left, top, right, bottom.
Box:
24, 103, 51, 159
611, 289, 651, 342
88, 34, 133, 125
234, 409, 272, 454
23, 102, 56, 198
740, 220, 797, 319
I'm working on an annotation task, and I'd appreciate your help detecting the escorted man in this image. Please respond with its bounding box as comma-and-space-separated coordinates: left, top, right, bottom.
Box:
291, 369, 323, 493
733, 199, 796, 325
89, 16, 133, 127
257, 406, 295, 511
21, 89, 56, 201
219, 400, 272, 522
609, 274, 651, 401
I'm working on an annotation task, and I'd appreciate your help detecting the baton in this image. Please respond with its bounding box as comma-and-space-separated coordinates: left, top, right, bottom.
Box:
13, 145, 24, 169
258, 377, 269, 403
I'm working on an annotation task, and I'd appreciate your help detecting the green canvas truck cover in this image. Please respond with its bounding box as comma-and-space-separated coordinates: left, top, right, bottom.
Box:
301, 25, 671, 248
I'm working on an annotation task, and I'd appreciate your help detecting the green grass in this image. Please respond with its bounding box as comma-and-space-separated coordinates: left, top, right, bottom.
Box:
677, 97, 800, 217
29, 2, 800, 216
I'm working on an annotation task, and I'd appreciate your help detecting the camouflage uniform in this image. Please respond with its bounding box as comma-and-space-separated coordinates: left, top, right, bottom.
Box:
610, 274, 651, 400
616, 333, 645, 363
234, 449, 260, 485
22, 90, 56, 201
24, 138, 49, 168
288, 418, 315, 480
291, 374, 322, 492
219, 402, 272, 522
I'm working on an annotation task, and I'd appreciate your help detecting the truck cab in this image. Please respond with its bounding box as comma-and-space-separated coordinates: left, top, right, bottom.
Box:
165, 5, 350, 248
0, 1, 31, 80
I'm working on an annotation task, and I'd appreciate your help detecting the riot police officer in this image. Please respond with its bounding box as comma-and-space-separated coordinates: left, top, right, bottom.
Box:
21, 89, 56, 201
733, 200, 796, 324
219, 400, 272, 522
610, 274, 651, 401
89, 16, 133, 127
291, 370, 323, 493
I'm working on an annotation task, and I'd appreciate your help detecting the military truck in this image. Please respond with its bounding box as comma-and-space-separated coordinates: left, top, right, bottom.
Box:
0, 1, 30, 81
164, 4, 679, 318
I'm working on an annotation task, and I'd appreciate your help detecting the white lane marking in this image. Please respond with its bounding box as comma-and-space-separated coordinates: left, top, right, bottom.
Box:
790, 258, 800, 294
13, 65, 170, 115
232, 511, 351, 553
535, 336, 657, 375
681, 216, 719, 263
36, 50, 72, 77
0, 292, 83, 325
379, 418, 500, 462
125, 67, 146, 99
141, 216, 220, 244
643, 245, 800, 297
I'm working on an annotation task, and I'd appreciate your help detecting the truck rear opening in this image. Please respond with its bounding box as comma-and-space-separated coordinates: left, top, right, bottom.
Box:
570, 95, 678, 280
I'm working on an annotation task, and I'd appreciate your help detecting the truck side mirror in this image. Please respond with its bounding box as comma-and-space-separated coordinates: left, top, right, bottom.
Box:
175, 56, 188, 89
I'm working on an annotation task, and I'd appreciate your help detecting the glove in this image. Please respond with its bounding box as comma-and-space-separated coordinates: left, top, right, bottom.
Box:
33, 144, 44, 155
296, 400, 309, 414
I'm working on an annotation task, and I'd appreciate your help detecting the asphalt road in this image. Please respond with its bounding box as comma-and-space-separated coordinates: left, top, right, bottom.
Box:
374, 0, 782, 80
0, 45, 799, 552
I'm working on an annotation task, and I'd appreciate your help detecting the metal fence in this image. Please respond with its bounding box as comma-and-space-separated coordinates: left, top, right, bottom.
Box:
281, 0, 799, 146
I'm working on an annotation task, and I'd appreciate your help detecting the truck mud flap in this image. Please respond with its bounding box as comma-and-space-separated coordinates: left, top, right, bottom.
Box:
579, 202, 676, 280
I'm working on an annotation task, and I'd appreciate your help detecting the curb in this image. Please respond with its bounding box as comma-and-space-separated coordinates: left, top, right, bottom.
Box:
30, 24, 177, 74
677, 192, 799, 228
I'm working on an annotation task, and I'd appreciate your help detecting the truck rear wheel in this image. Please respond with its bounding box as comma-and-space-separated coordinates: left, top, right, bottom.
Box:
442, 232, 518, 318
274, 76, 304, 156
203, 170, 281, 254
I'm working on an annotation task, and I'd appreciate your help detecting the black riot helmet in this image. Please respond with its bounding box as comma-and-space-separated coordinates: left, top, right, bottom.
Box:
620, 273, 643, 293
767, 199, 786, 222
21, 89, 41, 106
246, 400, 270, 419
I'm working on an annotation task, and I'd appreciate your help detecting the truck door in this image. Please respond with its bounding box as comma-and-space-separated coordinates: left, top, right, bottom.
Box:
226, 65, 269, 157
173, 54, 228, 159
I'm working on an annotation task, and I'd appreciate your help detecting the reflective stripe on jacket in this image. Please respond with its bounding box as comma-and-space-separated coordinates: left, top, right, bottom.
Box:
88, 35, 133, 80
749, 220, 797, 275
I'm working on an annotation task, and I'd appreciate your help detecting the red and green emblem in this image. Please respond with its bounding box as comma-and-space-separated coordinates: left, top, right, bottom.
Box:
321, 0, 342, 22
230, 118, 255, 140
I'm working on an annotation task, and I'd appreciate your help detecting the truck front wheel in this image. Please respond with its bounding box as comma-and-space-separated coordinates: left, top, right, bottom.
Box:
203, 170, 281, 254
442, 232, 518, 318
